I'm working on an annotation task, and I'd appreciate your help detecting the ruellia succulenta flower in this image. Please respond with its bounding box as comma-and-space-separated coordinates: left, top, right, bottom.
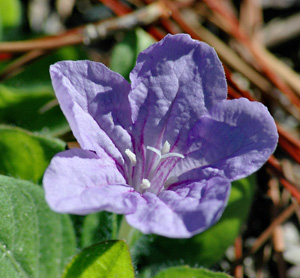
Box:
43, 34, 278, 238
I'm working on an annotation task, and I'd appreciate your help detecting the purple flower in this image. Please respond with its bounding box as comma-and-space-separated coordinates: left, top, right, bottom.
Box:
43, 34, 278, 238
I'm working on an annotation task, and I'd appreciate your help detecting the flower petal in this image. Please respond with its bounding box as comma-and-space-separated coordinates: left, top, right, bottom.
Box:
126, 177, 230, 238
129, 33, 227, 179
50, 61, 132, 165
129, 34, 226, 145
173, 98, 278, 181
43, 148, 139, 215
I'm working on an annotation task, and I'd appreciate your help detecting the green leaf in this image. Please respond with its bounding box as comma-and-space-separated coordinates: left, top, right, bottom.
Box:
110, 28, 155, 80
139, 176, 256, 268
0, 175, 76, 278
0, 15, 2, 40
153, 266, 232, 278
187, 175, 256, 265
80, 212, 121, 248
0, 85, 69, 135
0, 46, 87, 134
3, 46, 87, 88
0, 125, 65, 183
0, 0, 22, 28
62, 240, 135, 278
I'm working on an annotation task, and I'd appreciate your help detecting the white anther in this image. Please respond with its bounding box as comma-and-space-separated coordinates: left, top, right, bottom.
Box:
141, 178, 151, 189
161, 141, 170, 155
164, 176, 179, 188
125, 149, 136, 166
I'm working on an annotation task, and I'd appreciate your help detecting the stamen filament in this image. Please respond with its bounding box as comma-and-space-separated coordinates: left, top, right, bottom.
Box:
146, 146, 162, 180
146, 146, 161, 158
161, 152, 185, 160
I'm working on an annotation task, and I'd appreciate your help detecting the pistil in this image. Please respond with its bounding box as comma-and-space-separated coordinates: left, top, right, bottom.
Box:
125, 142, 184, 193
146, 141, 184, 182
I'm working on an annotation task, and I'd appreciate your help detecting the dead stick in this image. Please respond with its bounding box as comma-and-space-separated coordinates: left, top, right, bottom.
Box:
0, 49, 46, 81
0, 2, 169, 53
243, 202, 297, 259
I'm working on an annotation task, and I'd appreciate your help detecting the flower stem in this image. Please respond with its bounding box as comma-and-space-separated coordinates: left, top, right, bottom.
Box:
117, 216, 141, 247
111, 213, 119, 239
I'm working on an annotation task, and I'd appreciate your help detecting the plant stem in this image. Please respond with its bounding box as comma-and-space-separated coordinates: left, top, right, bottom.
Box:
117, 216, 141, 247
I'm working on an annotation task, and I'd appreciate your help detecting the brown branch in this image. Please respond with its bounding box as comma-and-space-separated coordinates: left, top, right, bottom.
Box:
0, 2, 169, 53
246, 202, 297, 256
202, 0, 300, 106
0, 49, 47, 81
267, 155, 300, 204
261, 12, 300, 47
164, 1, 300, 120
99, 0, 132, 15
99, 0, 167, 41
0, 31, 83, 53
234, 236, 243, 278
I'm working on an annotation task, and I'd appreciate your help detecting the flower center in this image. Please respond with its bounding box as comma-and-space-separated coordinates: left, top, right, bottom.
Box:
146, 141, 184, 181
125, 141, 184, 193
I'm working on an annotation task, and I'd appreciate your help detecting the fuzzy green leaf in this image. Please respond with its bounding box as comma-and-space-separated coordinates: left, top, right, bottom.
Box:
0, 175, 76, 278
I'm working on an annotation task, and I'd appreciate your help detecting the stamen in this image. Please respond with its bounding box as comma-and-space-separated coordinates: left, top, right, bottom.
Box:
141, 178, 151, 189
147, 142, 184, 160
146, 142, 185, 182
161, 152, 185, 160
125, 149, 136, 166
146, 146, 162, 180
161, 141, 170, 155
146, 146, 161, 158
